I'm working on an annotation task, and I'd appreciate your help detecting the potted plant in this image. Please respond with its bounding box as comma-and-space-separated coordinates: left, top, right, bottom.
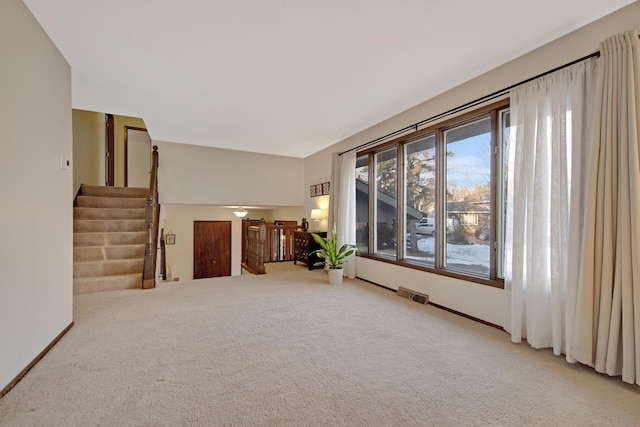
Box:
310, 224, 360, 284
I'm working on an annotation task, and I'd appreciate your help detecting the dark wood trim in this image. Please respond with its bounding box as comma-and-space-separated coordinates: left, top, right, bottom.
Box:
367, 154, 374, 254
123, 126, 148, 187
357, 99, 510, 287
428, 302, 503, 330
395, 144, 403, 261
105, 114, 114, 186
357, 99, 510, 157
359, 253, 504, 289
435, 127, 444, 268
489, 108, 499, 280
439, 100, 507, 133
356, 276, 503, 330
142, 145, 159, 289
241, 262, 261, 275
0, 322, 74, 400
355, 276, 399, 293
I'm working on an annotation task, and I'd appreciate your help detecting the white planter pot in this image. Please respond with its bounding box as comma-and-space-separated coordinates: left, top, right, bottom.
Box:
328, 268, 344, 285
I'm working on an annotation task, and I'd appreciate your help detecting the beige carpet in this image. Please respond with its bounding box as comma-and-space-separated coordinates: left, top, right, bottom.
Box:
1, 263, 638, 426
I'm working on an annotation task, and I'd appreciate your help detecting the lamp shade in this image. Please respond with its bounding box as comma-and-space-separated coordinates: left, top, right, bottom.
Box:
310, 209, 323, 220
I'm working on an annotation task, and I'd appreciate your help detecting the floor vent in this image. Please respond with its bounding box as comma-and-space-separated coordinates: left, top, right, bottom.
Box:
397, 287, 429, 305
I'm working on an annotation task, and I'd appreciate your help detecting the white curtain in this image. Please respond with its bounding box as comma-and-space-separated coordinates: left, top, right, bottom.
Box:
504, 59, 595, 354
330, 151, 357, 279
328, 152, 341, 236
568, 30, 640, 385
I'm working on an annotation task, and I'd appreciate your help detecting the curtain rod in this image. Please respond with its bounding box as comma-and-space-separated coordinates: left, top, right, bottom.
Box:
339, 50, 600, 156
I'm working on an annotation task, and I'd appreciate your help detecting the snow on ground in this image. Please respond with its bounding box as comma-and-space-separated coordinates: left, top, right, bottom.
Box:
412, 236, 490, 268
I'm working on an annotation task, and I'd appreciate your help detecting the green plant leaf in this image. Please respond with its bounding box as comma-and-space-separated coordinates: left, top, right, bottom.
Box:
309, 223, 360, 270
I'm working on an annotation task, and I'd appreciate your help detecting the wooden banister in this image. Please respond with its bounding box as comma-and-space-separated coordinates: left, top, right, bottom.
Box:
142, 145, 160, 289
263, 222, 303, 262
242, 218, 307, 274
244, 218, 266, 274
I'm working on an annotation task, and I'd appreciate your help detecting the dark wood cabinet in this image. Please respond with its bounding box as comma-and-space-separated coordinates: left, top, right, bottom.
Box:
294, 231, 326, 270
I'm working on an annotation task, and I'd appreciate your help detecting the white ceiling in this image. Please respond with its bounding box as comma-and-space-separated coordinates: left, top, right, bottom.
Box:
23, 0, 634, 158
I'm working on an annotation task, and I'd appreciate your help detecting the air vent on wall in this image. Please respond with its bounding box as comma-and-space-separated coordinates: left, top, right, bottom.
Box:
397, 287, 429, 305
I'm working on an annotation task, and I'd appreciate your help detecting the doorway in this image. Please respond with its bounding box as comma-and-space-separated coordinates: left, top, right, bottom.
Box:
125, 126, 151, 188
105, 114, 114, 186
194, 221, 232, 279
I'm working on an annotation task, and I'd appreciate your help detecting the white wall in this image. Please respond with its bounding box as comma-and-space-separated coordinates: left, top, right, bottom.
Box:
161, 205, 307, 281
271, 206, 308, 225
161, 205, 243, 281
356, 258, 505, 326
155, 140, 307, 281
0, 0, 73, 392
155, 140, 304, 207
305, 2, 640, 326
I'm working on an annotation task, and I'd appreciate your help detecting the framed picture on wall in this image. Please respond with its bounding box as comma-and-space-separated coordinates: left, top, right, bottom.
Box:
316, 184, 323, 195
310, 185, 316, 197
322, 182, 330, 195
166, 234, 176, 245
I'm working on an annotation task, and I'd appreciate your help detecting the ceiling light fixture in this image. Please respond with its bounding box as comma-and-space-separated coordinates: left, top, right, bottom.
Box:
233, 207, 248, 218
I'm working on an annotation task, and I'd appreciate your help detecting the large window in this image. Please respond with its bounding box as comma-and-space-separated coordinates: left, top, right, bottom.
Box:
444, 117, 491, 276
374, 148, 397, 256
357, 101, 509, 286
404, 134, 436, 266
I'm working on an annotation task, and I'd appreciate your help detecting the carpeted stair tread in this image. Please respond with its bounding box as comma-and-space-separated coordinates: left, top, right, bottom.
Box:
74, 244, 146, 262
74, 219, 146, 233
80, 184, 148, 198
76, 196, 146, 209
74, 207, 145, 220
73, 231, 147, 246
73, 274, 142, 294
73, 184, 151, 294
74, 258, 144, 278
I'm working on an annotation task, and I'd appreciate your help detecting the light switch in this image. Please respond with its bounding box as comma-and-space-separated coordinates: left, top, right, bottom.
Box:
57, 155, 70, 170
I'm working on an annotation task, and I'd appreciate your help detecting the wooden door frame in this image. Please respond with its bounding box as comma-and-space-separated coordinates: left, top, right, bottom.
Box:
105, 113, 114, 186
124, 126, 149, 187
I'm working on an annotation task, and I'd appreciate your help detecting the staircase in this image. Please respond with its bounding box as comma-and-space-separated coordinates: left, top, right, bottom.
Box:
73, 184, 149, 294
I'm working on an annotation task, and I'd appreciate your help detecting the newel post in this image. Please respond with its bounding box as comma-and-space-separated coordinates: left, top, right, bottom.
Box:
142, 145, 159, 289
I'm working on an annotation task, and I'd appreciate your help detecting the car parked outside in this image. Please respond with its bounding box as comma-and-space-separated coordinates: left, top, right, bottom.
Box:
415, 217, 460, 236
415, 218, 435, 235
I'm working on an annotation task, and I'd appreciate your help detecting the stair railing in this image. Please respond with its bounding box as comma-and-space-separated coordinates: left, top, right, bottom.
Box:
263, 220, 303, 262
142, 145, 160, 289
243, 218, 266, 274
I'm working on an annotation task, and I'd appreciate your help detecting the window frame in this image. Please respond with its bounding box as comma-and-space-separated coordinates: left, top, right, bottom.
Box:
357, 99, 509, 288
372, 147, 399, 258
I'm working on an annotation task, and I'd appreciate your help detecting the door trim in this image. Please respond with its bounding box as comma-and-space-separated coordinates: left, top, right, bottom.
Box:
124, 126, 149, 187
105, 114, 114, 186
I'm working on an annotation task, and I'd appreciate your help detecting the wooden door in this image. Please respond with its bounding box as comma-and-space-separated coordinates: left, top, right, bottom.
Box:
194, 221, 232, 279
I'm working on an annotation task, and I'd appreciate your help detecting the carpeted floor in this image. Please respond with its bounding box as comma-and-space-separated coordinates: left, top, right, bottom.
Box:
1, 262, 638, 426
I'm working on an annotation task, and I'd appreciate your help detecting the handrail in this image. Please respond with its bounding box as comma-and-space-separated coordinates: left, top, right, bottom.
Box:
264, 222, 303, 262
142, 145, 159, 289
244, 218, 266, 274
242, 218, 307, 274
